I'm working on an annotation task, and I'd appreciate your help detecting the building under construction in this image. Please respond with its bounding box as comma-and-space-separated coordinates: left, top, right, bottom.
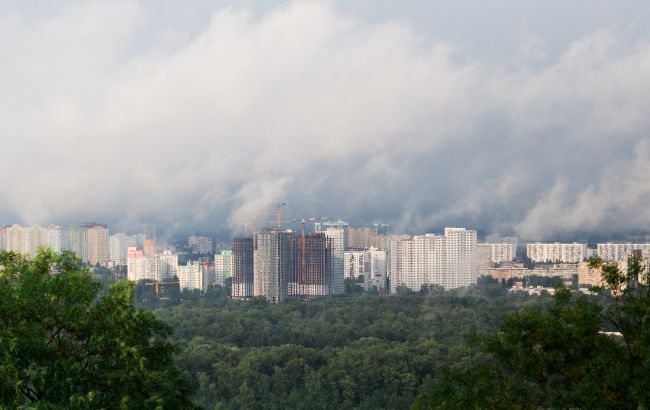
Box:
232, 237, 254, 299
289, 232, 332, 299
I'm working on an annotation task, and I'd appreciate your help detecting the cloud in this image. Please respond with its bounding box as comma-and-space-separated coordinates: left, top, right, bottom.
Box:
1, 1, 650, 241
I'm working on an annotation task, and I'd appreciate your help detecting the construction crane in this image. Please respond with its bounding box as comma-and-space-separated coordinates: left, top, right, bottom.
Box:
144, 278, 180, 298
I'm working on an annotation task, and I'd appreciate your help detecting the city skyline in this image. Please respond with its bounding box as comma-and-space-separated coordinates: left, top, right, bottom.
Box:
2, 1, 650, 241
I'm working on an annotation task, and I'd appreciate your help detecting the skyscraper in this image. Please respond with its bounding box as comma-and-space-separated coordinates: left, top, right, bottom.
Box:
254, 229, 294, 303
214, 249, 233, 287
232, 237, 254, 299
67, 225, 88, 262
317, 226, 345, 295
84, 223, 109, 266
46, 224, 66, 253
293, 232, 331, 299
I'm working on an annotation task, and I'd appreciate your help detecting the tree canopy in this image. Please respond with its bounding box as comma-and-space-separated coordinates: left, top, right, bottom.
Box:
0, 250, 194, 409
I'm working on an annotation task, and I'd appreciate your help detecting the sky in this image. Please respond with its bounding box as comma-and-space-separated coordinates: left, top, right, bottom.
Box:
1, 0, 650, 241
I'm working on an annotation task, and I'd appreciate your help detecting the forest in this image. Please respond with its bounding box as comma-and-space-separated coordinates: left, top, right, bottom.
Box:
153, 281, 546, 409
4, 251, 649, 409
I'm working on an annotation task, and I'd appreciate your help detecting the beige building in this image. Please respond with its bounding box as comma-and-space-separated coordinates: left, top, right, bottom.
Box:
85, 223, 110, 266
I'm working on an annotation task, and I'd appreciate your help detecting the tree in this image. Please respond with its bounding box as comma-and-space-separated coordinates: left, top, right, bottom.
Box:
0, 250, 196, 408
415, 256, 650, 409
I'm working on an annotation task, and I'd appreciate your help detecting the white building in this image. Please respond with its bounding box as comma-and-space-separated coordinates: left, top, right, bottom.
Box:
597, 243, 650, 262
365, 247, 387, 292
0, 226, 6, 251
214, 250, 233, 287
526, 242, 587, 263
67, 225, 88, 263
156, 250, 179, 280
126, 245, 157, 282
178, 261, 203, 291
188, 234, 213, 254
110, 233, 135, 265
254, 229, 293, 303
319, 227, 345, 295
343, 250, 366, 279
46, 225, 66, 253
6, 224, 23, 254
390, 228, 477, 293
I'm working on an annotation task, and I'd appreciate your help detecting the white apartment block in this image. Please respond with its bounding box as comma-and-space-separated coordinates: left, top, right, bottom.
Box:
597, 243, 650, 262
86, 224, 110, 266
214, 250, 233, 287
0, 226, 6, 251
156, 250, 179, 280
365, 248, 387, 292
110, 233, 135, 265
127, 245, 157, 282
188, 234, 213, 254
254, 229, 292, 303
178, 261, 204, 291
343, 250, 366, 279
526, 242, 587, 263
390, 228, 477, 293
321, 227, 345, 295
46, 225, 66, 253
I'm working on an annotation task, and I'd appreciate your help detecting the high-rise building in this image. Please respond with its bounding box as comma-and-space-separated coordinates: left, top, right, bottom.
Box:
526, 242, 586, 263
214, 250, 233, 287
344, 250, 366, 279
22, 225, 47, 258
597, 243, 650, 262
110, 233, 135, 265
292, 233, 331, 299
232, 237, 254, 299
156, 250, 179, 280
46, 224, 66, 253
67, 225, 88, 262
188, 234, 213, 254
84, 223, 109, 266
365, 247, 387, 292
0, 226, 6, 251
390, 228, 477, 293
348, 227, 377, 249
6, 224, 24, 254
127, 245, 156, 282
254, 229, 295, 303
178, 261, 203, 291
319, 227, 345, 295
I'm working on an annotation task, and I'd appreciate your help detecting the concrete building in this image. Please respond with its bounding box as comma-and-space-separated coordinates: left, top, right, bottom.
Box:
477, 244, 493, 275
127, 245, 157, 282
390, 228, 477, 293
0, 226, 6, 251
84, 223, 109, 266
214, 250, 233, 287
178, 261, 203, 291
67, 225, 88, 263
6, 224, 23, 254
526, 242, 587, 263
597, 243, 650, 262
254, 229, 295, 303
46, 224, 66, 253
110, 233, 135, 265
318, 226, 345, 295
365, 247, 387, 292
188, 234, 213, 254
292, 232, 331, 299
156, 250, 179, 280
344, 250, 366, 280
232, 237, 254, 299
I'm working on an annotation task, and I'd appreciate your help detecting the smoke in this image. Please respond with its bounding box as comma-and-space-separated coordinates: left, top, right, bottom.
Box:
1, 1, 650, 240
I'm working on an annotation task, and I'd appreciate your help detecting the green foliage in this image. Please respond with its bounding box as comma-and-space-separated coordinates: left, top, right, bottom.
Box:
416, 256, 650, 409
156, 287, 543, 409
0, 250, 195, 409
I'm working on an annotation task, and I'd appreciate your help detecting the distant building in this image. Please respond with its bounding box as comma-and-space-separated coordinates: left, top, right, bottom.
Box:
597, 243, 650, 261
156, 250, 179, 280
178, 261, 203, 291
67, 225, 88, 262
365, 248, 387, 292
0, 226, 6, 251
127, 245, 156, 282
292, 233, 332, 299
526, 242, 587, 263
318, 226, 345, 295
232, 237, 254, 299
254, 229, 295, 303
84, 223, 109, 266
188, 234, 213, 254
214, 250, 233, 287
46, 224, 66, 253
390, 228, 477, 293
343, 250, 366, 280
110, 233, 135, 265
6, 224, 23, 254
